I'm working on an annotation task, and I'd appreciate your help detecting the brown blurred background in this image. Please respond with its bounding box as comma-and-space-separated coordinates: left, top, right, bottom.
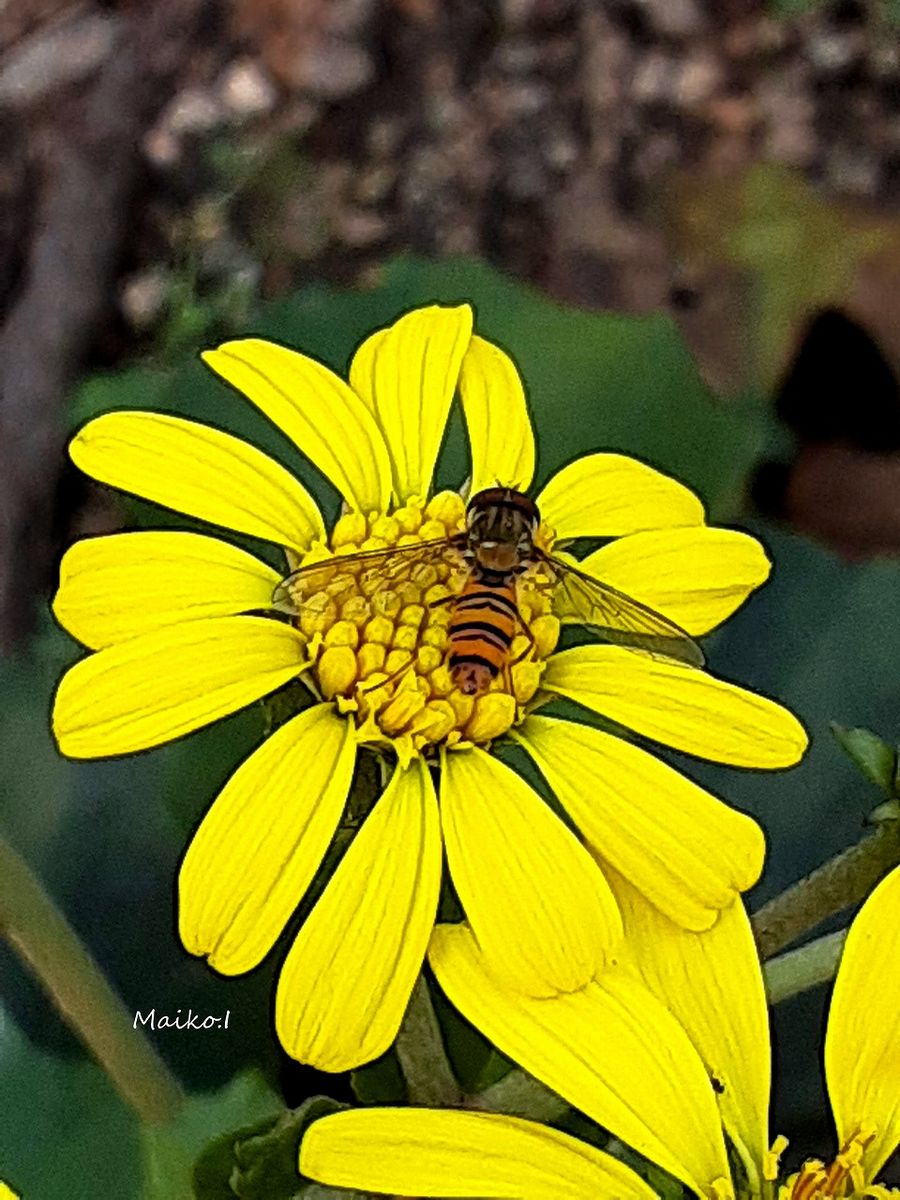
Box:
5, 0, 900, 653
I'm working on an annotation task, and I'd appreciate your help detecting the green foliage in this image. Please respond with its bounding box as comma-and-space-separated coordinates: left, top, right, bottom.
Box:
0, 1009, 280, 1200
349, 1050, 407, 1105
192, 1095, 344, 1200
143, 1072, 280, 1200
0, 999, 139, 1199
831, 723, 899, 799
767, 0, 900, 23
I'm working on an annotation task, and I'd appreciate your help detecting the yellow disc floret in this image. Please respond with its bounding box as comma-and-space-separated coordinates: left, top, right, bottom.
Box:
288, 490, 559, 765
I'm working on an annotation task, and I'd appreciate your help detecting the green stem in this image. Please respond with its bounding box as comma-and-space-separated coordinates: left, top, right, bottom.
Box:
394, 976, 462, 1107
751, 819, 900, 959
472, 1069, 567, 1122
0, 834, 185, 1125
764, 929, 848, 1006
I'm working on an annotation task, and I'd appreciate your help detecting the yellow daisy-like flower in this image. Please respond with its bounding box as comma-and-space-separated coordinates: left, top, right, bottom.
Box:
300, 866, 900, 1199
0, 1183, 18, 1200
52, 303, 805, 1070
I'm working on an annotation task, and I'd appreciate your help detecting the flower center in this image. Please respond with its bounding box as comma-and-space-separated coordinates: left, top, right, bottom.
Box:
290, 490, 560, 764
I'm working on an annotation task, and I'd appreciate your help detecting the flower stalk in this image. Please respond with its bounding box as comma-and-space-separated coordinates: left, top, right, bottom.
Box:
0, 833, 184, 1125
394, 975, 462, 1107
752, 817, 900, 959
764, 929, 847, 1005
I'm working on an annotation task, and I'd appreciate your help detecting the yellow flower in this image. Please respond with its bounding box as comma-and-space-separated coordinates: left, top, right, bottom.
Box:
52, 303, 804, 1071
599, 866, 900, 1199
300, 866, 900, 1198
0, 1183, 18, 1200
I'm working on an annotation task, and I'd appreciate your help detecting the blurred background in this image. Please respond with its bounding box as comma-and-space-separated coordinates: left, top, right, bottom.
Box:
3, 0, 900, 1196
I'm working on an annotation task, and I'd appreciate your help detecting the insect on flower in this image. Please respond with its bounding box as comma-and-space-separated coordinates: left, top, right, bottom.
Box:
273, 485, 703, 699
51, 302, 806, 1074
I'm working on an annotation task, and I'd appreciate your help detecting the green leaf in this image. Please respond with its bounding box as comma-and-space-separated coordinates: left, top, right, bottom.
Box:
0, 999, 140, 1198
192, 1094, 344, 1200
141, 1070, 280, 1200
349, 1049, 407, 1104
831, 723, 898, 798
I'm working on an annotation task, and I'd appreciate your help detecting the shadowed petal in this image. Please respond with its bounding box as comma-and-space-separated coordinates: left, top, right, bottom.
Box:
348, 304, 473, 503
179, 704, 355, 975
53, 616, 307, 758
440, 746, 621, 996
203, 338, 392, 512
429, 923, 732, 1198
275, 759, 441, 1071
514, 715, 765, 928
53, 531, 281, 649
542, 646, 808, 768
537, 453, 704, 540
70, 411, 324, 552
608, 870, 771, 1192
458, 334, 535, 496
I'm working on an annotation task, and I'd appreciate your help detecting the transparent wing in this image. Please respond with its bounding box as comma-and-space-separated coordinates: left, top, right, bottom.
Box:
539, 552, 705, 667
273, 537, 467, 615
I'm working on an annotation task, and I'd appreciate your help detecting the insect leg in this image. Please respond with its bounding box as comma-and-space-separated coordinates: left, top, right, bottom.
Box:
358, 660, 416, 694
510, 612, 537, 666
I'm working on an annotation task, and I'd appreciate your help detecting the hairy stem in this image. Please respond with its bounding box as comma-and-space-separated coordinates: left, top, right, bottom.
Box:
0, 834, 184, 1124
764, 929, 848, 1005
395, 975, 462, 1107
752, 819, 900, 959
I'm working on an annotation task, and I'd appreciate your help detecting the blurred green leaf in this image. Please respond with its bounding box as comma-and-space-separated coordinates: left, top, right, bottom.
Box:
767, 0, 825, 14
0, 1000, 140, 1199
192, 1094, 343, 1200
349, 1049, 407, 1105
142, 1071, 279, 1200
830, 723, 898, 799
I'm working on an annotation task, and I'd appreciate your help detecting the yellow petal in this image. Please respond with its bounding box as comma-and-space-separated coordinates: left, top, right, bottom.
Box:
514, 716, 765, 928
348, 304, 473, 503
458, 334, 535, 496
608, 870, 771, 1192
300, 1108, 658, 1200
53, 531, 281, 650
440, 747, 622, 996
825, 864, 900, 1182
575, 527, 771, 636
275, 759, 441, 1070
53, 616, 307, 758
70, 411, 324, 552
0, 1185, 17, 1200
537, 453, 705, 540
178, 704, 355, 974
543, 646, 808, 768
203, 338, 392, 512
429, 923, 733, 1197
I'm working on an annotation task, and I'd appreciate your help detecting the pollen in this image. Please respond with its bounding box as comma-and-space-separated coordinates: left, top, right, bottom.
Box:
286, 489, 559, 761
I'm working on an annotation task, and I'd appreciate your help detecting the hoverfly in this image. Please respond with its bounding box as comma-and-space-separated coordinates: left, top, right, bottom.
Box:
273, 486, 703, 696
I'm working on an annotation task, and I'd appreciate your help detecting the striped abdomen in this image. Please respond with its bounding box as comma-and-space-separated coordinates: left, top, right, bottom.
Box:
448, 572, 519, 696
